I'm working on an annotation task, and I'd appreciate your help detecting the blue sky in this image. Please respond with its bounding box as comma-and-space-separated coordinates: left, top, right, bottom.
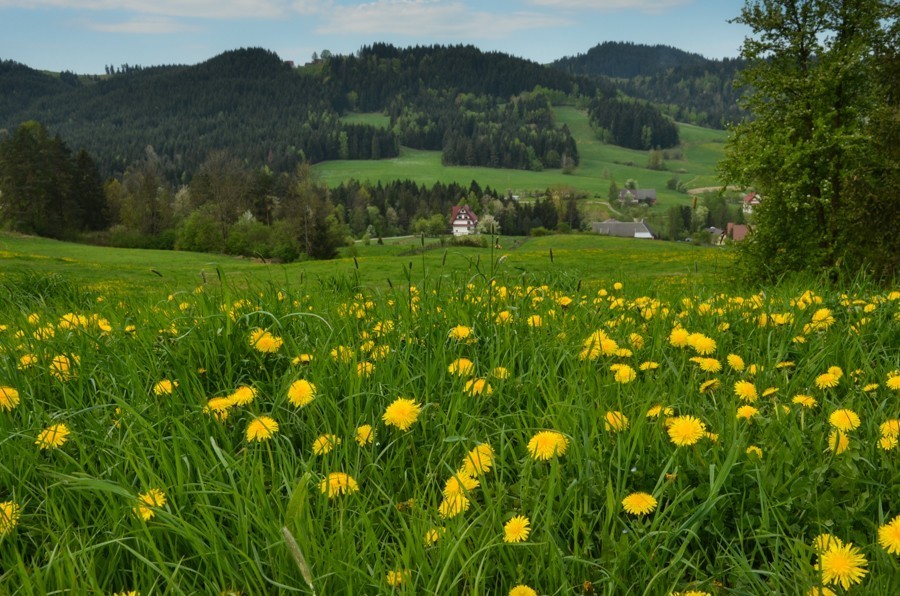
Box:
0, 1, 750, 74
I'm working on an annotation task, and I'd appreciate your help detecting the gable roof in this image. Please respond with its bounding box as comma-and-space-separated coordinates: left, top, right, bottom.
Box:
451, 205, 478, 225
591, 219, 656, 238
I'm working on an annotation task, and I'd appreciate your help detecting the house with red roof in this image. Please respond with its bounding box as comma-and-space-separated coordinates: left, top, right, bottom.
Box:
743, 192, 761, 215
450, 205, 478, 236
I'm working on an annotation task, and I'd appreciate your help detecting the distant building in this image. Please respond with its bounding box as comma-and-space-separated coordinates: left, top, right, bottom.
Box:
591, 219, 656, 239
618, 189, 657, 206
725, 222, 750, 242
450, 205, 478, 236
742, 192, 761, 215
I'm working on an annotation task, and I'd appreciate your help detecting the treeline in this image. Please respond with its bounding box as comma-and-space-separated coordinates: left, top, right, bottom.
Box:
552, 42, 746, 129
0, 121, 584, 261
588, 96, 680, 149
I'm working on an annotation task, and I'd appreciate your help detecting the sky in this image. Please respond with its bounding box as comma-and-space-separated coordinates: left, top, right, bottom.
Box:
0, 1, 750, 74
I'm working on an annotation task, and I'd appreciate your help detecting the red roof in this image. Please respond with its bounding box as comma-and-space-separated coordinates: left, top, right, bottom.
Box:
743, 192, 761, 204
451, 205, 478, 225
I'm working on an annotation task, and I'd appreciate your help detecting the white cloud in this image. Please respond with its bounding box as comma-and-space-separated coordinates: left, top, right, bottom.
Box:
317, 1, 571, 38
0, 1, 290, 19
81, 16, 197, 33
525, 0, 691, 13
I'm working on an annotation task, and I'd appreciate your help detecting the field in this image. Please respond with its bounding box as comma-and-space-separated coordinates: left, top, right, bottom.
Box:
1, 234, 899, 594
325, 108, 728, 210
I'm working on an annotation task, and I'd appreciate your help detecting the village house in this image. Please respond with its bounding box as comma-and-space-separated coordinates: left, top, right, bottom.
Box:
618, 189, 657, 206
450, 205, 478, 236
591, 219, 657, 239
742, 192, 761, 215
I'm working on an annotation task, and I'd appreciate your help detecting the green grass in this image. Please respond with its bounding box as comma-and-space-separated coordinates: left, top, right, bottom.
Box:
340, 112, 391, 128
1, 248, 898, 594
318, 108, 729, 211
0, 233, 734, 298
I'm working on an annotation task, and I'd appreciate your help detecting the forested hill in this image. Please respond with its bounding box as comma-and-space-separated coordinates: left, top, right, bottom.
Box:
0, 45, 609, 181
551, 42, 746, 128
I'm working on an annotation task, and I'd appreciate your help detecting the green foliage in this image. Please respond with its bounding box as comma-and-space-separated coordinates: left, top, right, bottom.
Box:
721, 0, 899, 283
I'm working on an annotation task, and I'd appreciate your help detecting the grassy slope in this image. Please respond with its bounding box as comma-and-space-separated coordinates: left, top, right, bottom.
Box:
0, 233, 733, 297
322, 108, 728, 209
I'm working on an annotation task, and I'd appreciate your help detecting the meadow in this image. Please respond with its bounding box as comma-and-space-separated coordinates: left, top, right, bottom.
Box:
328, 109, 727, 210
1, 232, 898, 594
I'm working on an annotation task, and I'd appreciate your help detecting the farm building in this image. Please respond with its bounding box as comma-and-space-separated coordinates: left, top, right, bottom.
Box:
450, 205, 478, 236
591, 219, 657, 239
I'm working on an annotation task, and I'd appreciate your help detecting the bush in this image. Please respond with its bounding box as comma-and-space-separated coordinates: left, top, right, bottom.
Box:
530, 226, 552, 237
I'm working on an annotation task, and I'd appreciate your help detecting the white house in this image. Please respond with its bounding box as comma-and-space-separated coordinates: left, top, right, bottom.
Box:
450, 205, 478, 236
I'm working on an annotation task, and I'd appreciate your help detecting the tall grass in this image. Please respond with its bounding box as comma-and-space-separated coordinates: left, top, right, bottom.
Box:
0, 270, 898, 594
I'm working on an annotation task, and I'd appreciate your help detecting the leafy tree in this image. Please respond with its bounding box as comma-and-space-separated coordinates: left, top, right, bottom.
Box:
720, 0, 898, 280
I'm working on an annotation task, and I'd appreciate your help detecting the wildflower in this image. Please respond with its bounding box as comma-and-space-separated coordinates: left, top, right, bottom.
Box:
424, 527, 444, 547
828, 409, 860, 432
288, 380, 316, 408
827, 430, 849, 454
134, 488, 166, 521
621, 492, 657, 515
509, 585, 537, 596
745, 445, 763, 458
36, 423, 70, 449
491, 366, 510, 379
527, 431, 569, 460
464, 378, 493, 396
879, 435, 898, 450
527, 315, 543, 327
443, 472, 479, 498
827, 366, 844, 379
18, 354, 36, 369
646, 404, 673, 418
862, 383, 879, 392
699, 379, 720, 393
355, 424, 374, 446
734, 381, 758, 402
815, 373, 839, 390
762, 387, 778, 397
152, 379, 177, 396
383, 398, 421, 431
356, 361, 375, 377
604, 411, 629, 432
878, 515, 900, 555
448, 358, 475, 376
204, 397, 232, 421
438, 493, 470, 518
312, 434, 340, 455
503, 515, 531, 543
228, 385, 257, 406
813, 534, 844, 553
611, 364, 636, 384
669, 327, 690, 348
246, 416, 279, 442
0, 501, 21, 536
687, 333, 716, 355
639, 361, 659, 371
887, 373, 900, 391
792, 394, 817, 409
386, 569, 410, 587
818, 541, 867, 590
736, 405, 758, 420
0, 386, 19, 411
250, 328, 283, 353
696, 358, 721, 373
495, 310, 513, 324
810, 308, 835, 331
50, 354, 76, 381
319, 472, 359, 498
292, 353, 313, 365
461, 444, 495, 476
449, 325, 473, 341
667, 416, 706, 447
880, 419, 900, 437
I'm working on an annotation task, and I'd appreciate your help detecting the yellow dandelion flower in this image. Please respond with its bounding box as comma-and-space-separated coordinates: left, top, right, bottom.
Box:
464, 378, 493, 396
736, 405, 759, 420
509, 586, 537, 596
806, 590, 836, 596
503, 515, 531, 543
828, 409, 861, 432
699, 378, 720, 393
292, 353, 314, 365
878, 515, 900, 555
810, 308, 835, 331
818, 541, 867, 590
448, 358, 475, 376
152, 379, 177, 396
134, 488, 166, 521
319, 472, 359, 498
621, 492, 657, 515
355, 424, 374, 446
228, 385, 257, 406
696, 358, 721, 373
383, 398, 421, 431
246, 416, 279, 442
0, 386, 20, 411
687, 333, 716, 355
775, 361, 795, 369
355, 361, 375, 377
449, 325, 473, 341
604, 411, 629, 432
792, 394, 817, 408
880, 419, 900, 437
288, 380, 316, 408
438, 493, 470, 519
813, 534, 844, 553
613, 364, 637, 384
443, 472, 480, 498
863, 383, 879, 392
36, 423, 70, 449
0, 500, 22, 536
726, 354, 745, 372
527, 315, 543, 327
827, 366, 844, 379
312, 434, 340, 455
734, 380, 758, 402
249, 328, 283, 353
527, 430, 569, 460
762, 387, 778, 397
18, 354, 37, 369
646, 404, 673, 418
669, 327, 690, 348
495, 310, 513, 324
50, 354, 76, 381
887, 374, 900, 391
460, 443, 495, 476
745, 445, 763, 458
667, 416, 706, 447
491, 366, 510, 380
640, 361, 659, 371
815, 373, 839, 390
879, 435, 898, 450
424, 526, 445, 547
385, 569, 410, 587
828, 430, 849, 454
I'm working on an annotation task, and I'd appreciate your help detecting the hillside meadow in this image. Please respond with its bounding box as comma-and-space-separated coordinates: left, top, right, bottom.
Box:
1, 233, 899, 594
326, 108, 727, 210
